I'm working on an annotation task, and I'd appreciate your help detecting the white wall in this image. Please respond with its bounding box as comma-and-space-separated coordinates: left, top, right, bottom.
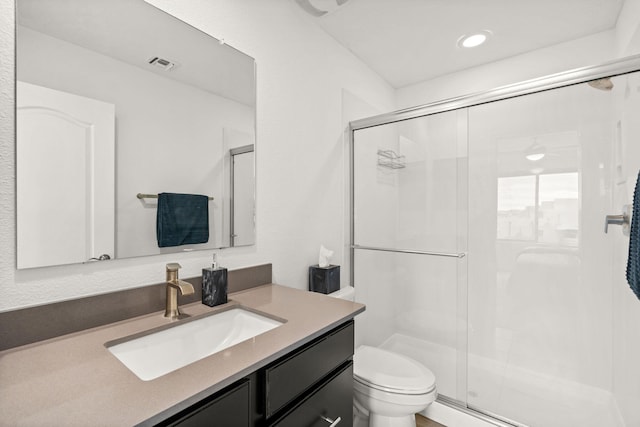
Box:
615, 0, 640, 56
0, 0, 395, 311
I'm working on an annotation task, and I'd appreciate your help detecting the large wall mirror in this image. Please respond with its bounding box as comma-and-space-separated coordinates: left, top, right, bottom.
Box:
16, 0, 256, 269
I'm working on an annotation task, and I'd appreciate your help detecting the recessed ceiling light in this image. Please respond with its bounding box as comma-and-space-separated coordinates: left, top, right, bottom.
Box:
457, 30, 492, 48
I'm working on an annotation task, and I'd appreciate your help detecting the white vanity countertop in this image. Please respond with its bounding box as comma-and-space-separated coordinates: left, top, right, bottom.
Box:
0, 284, 365, 426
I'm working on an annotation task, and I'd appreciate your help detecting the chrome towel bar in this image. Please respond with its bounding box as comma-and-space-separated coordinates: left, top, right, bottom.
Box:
352, 244, 466, 258
137, 193, 214, 201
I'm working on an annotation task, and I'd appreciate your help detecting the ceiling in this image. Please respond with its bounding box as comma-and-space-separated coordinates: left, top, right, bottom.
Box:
296, 0, 625, 88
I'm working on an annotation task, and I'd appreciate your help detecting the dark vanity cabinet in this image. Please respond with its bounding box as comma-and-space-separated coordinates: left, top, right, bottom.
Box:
157, 321, 354, 427
268, 363, 352, 427
163, 379, 252, 427
265, 321, 353, 426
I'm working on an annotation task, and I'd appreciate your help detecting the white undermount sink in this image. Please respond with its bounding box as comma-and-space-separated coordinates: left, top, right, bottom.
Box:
106, 307, 284, 381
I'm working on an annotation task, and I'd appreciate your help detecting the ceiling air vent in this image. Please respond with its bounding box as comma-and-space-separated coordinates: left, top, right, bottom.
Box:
148, 57, 177, 71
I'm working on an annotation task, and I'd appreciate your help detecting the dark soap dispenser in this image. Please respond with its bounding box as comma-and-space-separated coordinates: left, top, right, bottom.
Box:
202, 254, 228, 307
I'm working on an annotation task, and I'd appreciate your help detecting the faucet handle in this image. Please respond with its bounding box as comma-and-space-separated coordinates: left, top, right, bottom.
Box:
166, 263, 182, 272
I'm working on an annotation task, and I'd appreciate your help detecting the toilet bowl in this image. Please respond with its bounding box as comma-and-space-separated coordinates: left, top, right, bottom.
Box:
352, 345, 437, 427
327, 288, 437, 427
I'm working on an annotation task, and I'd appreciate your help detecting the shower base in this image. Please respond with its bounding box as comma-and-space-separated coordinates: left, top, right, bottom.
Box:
379, 333, 624, 427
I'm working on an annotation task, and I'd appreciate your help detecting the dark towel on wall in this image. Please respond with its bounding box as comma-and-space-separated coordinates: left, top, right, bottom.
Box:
627, 171, 640, 300
156, 193, 209, 248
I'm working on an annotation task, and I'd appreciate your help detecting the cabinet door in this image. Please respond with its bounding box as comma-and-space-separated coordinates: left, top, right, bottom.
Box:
169, 380, 250, 427
270, 362, 353, 427
266, 321, 354, 417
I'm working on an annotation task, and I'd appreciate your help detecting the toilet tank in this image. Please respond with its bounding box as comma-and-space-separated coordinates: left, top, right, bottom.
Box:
328, 286, 355, 301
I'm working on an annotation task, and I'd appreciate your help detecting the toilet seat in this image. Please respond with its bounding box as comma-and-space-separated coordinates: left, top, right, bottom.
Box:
353, 377, 437, 407
353, 345, 436, 395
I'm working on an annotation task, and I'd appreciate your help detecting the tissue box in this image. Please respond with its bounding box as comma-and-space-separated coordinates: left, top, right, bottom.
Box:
309, 265, 340, 294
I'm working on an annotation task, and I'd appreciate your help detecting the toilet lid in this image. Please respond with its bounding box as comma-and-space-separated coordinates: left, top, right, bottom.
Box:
353, 345, 436, 394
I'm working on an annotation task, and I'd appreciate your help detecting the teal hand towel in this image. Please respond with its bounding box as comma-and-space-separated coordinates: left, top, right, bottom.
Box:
627, 172, 640, 300
156, 193, 209, 248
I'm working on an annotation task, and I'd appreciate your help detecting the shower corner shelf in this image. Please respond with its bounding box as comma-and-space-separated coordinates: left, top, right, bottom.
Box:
377, 149, 406, 169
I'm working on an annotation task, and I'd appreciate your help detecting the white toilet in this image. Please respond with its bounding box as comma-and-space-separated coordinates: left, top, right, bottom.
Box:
329, 287, 437, 427
353, 345, 436, 427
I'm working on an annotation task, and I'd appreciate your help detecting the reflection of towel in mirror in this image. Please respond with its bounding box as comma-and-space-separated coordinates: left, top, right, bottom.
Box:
627, 172, 640, 300
156, 193, 209, 248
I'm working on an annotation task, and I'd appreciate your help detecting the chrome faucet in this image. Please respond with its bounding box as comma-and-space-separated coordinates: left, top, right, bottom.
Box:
164, 263, 195, 320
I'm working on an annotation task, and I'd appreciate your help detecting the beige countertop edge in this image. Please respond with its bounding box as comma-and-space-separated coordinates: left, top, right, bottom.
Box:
0, 284, 365, 427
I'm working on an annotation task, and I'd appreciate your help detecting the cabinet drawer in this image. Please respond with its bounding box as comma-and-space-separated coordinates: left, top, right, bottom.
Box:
270, 362, 353, 427
265, 321, 354, 417
166, 380, 250, 427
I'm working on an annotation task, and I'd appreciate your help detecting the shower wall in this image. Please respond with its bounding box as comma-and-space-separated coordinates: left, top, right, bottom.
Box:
611, 71, 640, 427
352, 66, 640, 427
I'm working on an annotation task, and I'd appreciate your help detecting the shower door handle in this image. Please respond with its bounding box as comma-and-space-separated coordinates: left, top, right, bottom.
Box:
604, 205, 631, 235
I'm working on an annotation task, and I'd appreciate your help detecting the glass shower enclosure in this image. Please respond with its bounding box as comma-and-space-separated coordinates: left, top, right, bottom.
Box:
350, 56, 640, 427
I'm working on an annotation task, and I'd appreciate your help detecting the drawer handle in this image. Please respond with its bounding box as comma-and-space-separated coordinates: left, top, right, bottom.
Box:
320, 415, 342, 426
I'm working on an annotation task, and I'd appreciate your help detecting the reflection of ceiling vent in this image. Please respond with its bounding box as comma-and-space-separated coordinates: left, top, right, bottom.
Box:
148, 57, 177, 71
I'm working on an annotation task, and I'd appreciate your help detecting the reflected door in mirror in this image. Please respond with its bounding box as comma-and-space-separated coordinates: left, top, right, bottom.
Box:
231, 149, 255, 247
17, 82, 115, 268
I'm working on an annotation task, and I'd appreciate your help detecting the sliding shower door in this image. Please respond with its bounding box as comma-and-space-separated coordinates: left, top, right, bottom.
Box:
352, 109, 468, 402
466, 75, 635, 427
351, 59, 640, 427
